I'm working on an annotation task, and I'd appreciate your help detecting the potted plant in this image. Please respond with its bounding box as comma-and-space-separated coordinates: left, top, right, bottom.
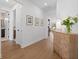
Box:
62, 16, 78, 33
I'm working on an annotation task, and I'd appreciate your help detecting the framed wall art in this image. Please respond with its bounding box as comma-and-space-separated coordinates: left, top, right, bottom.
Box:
35, 17, 39, 26
40, 19, 44, 26
26, 15, 33, 25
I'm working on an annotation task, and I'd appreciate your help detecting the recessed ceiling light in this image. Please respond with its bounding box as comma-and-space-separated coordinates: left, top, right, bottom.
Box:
6, 0, 9, 2
44, 3, 47, 6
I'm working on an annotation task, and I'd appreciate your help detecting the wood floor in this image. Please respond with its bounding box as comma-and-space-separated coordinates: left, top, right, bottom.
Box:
1, 39, 61, 59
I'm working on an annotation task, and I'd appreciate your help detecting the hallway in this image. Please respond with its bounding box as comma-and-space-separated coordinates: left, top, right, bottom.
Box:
2, 39, 61, 59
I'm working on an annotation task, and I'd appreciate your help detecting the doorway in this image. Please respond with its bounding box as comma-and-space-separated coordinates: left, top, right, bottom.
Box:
0, 9, 17, 59
0, 9, 16, 42
48, 19, 50, 36
0, 10, 9, 41
13, 9, 16, 40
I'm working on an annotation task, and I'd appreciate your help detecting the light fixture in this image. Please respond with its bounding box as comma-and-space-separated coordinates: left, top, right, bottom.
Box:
6, 0, 9, 2
44, 3, 47, 6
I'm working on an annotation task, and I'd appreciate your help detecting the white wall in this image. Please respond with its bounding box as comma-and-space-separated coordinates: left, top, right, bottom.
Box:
21, 1, 46, 48
43, 8, 57, 38
57, 0, 78, 18
44, 9, 56, 21
56, 0, 78, 33
14, 1, 47, 48
8, 11, 14, 40
14, 4, 23, 45
43, 8, 56, 26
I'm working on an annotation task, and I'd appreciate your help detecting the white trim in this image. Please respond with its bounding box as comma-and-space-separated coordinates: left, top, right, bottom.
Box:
21, 38, 46, 48
0, 8, 10, 12
1, 38, 8, 42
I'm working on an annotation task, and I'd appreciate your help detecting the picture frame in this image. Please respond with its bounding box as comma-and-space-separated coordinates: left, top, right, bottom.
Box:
40, 19, 44, 26
35, 17, 39, 26
26, 15, 33, 25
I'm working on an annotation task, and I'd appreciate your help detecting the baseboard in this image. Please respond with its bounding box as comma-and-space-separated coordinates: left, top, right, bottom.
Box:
21, 38, 46, 48
14, 40, 21, 47
1, 39, 8, 42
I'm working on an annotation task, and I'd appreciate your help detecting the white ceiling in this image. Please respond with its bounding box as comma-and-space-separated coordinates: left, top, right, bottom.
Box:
0, 0, 16, 10
0, 0, 56, 12
28, 0, 57, 11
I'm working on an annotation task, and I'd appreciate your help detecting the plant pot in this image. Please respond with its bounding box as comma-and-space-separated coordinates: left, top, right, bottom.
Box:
66, 26, 71, 33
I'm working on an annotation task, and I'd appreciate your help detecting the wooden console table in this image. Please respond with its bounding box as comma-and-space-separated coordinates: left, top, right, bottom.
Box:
53, 31, 78, 59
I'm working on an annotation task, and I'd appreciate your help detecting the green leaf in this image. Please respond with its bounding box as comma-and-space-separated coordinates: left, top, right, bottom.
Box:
73, 17, 78, 23
70, 22, 74, 25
